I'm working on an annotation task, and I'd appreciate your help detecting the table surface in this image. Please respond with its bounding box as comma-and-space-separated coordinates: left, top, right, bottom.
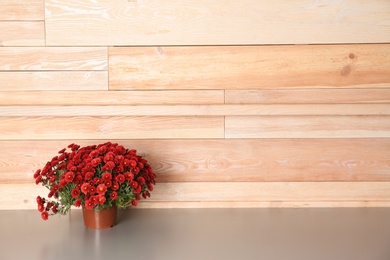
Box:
1, 208, 390, 260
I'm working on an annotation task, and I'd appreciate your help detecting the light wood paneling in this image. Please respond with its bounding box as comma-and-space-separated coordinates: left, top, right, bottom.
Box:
225, 116, 390, 138
226, 89, 390, 104
0, 22, 44, 46
1, 139, 389, 184
0, 90, 223, 105
45, 0, 390, 46
0, 72, 108, 91
0, 47, 107, 70
109, 45, 390, 90
3, 182, 390, 209
0, 116, 224, 140
1, 1, 389, 210
1, 104, 389, 116
0, 0, 43, 20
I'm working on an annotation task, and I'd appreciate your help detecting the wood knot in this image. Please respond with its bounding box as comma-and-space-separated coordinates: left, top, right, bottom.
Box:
340, 65, 352, 76
349, 53, 356, 59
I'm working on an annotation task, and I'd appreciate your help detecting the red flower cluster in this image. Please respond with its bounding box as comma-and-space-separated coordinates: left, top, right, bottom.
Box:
34, 142, 156, 220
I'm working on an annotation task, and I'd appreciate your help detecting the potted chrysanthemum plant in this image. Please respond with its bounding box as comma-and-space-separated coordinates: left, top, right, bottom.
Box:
33, 142, 156, 229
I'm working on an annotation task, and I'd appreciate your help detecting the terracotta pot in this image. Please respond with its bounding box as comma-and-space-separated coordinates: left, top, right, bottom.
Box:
82, 205, 117, 229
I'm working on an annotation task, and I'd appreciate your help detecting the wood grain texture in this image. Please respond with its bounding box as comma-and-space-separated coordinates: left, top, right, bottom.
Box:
0, 90, 223, 105
1, 104, 389, 116
0, 0, 44, 20
136, 201, 390, 209
45, 0, 390, 46
225, 116, 390, 138
0, 47, 107, 70
2, 182, 390, 209
225, 89, 390, 104
149, 182, 390, 202
1, 0, 390, 209
109, 45, 390, 90
0, 72, 108, 91
1, 139, 389, 183
0, 22, 44, 46
0, 116, 224, 140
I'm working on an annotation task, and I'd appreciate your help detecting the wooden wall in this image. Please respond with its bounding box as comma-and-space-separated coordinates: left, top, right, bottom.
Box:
1, 0, 390, 209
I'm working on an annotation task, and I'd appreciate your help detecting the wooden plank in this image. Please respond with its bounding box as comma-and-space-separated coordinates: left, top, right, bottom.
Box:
1, 139, 389, 183
0, 116, 224, 140
136, 201, 390, 209
0, 0, 44, 20
225, 116, 390, 138
225, 89, 390, 104
150, 182, 390, 202
0, 72, 108, 91
2, 182, 390, 209
0, 47, 107, 70
0, 90, 223, 105
0, 21, 44, 46
109, 45, 390, 90
1, 104, 389, 116
45, 0, 390, 46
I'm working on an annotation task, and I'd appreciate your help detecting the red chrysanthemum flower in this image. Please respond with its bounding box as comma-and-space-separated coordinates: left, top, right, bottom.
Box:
98, 145, 107, 154
38, 204, 45, 212
90, 157, 101, 167
104, 180, 112, 188
104, 161, 115, 171
97, 184, 107, 194
131, 200, 138, 206
71, 188, 80, 198
58, 154, 66, 161
97, 195, 106, 205
115, 174, 125, 183
124, 172, 134, 181
143, 191, 150, 199
59, 179, 67, 187
33, 169, 41, 178
137, 176, 145, 185
104, 152, 115, 163
130, 181, 138, 189
74, 198, 82, 207
81, 183, 90, 194
64, 171, 75, 183
41, 211, 49, 220
134, 185, 141, 194
85, 199, 94, 210
93, 177, 102, 185
115, 165, 124, 173
129, 160, 137, 168
102, 172, 112, 181
89, 186, 96, 194
115, 155, 124, 164
35, 175, 42, 185
90, 196, 97, 204
111, 182, 119, 191
89, 150, 99, 157
110, 192, 118, 200
138, 162, 144, 169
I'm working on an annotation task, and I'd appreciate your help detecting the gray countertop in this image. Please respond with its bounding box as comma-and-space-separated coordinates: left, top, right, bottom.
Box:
1, 208, 390, 260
